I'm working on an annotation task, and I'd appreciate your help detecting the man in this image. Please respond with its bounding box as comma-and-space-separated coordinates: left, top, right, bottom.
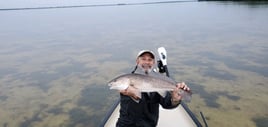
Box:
116, 50, 190, 127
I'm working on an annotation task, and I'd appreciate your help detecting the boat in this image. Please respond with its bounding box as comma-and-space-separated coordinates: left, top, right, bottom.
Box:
100, 99, 203, 127
100, 47, 205, 127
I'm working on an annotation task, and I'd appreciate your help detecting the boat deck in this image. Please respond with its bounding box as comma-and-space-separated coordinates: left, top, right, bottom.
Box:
104, 104, 198, 127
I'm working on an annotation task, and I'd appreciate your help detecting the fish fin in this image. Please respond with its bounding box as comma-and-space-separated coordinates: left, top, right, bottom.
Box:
158, 91, 167, 98
137, 92, 142, 99
131, 90, 141, 103
128, 87, 141, 103
128, 85, 142, 99
133, 90, 142, 100
131, 97, 140, 103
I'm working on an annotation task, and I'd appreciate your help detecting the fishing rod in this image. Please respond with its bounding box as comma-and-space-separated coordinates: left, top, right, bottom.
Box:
157, 47, 204, 127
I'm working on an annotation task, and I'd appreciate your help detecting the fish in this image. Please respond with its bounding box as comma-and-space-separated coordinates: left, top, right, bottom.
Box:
108, 73, 192, 102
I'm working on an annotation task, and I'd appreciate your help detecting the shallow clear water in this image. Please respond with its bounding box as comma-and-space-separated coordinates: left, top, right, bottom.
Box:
0, 1, 267, 127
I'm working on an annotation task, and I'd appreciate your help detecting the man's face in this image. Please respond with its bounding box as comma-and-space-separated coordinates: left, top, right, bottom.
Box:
136, 53, 155, 72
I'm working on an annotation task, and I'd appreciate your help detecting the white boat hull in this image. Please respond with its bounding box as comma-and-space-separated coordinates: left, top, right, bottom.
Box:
102, 101, 202, 127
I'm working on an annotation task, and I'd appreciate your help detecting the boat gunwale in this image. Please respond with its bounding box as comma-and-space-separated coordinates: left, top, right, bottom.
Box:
99, 98, 203, 127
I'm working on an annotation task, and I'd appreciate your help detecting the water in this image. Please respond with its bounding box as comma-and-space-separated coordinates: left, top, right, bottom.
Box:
0, 1, 268, 127
179, 89, 192, 103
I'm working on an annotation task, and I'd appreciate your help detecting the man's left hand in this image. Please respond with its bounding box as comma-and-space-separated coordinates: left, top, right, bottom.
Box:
171, 82, 190, 103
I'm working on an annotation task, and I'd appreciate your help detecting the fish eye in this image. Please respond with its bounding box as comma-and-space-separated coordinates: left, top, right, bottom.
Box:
110, 79, 117, 83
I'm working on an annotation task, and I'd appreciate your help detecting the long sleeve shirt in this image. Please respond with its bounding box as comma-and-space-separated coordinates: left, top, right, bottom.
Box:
116, 68, 180, 127
116, 91, 179, 127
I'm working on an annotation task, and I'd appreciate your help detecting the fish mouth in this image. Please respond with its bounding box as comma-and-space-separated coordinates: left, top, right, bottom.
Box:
108, 83, 114, 89
108, 82, 116, 89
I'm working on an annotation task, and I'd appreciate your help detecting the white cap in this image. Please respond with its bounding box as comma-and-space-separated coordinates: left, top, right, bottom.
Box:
137, 50, 155, 59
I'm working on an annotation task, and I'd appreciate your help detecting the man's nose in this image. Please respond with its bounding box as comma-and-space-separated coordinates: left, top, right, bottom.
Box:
144, 60, 151, 64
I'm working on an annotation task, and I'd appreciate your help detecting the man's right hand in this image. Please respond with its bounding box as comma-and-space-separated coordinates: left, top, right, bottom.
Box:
120, 86, 141, 100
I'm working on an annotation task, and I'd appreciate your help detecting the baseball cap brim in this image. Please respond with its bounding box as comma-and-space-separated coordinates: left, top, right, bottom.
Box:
137, 50, 155, 59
